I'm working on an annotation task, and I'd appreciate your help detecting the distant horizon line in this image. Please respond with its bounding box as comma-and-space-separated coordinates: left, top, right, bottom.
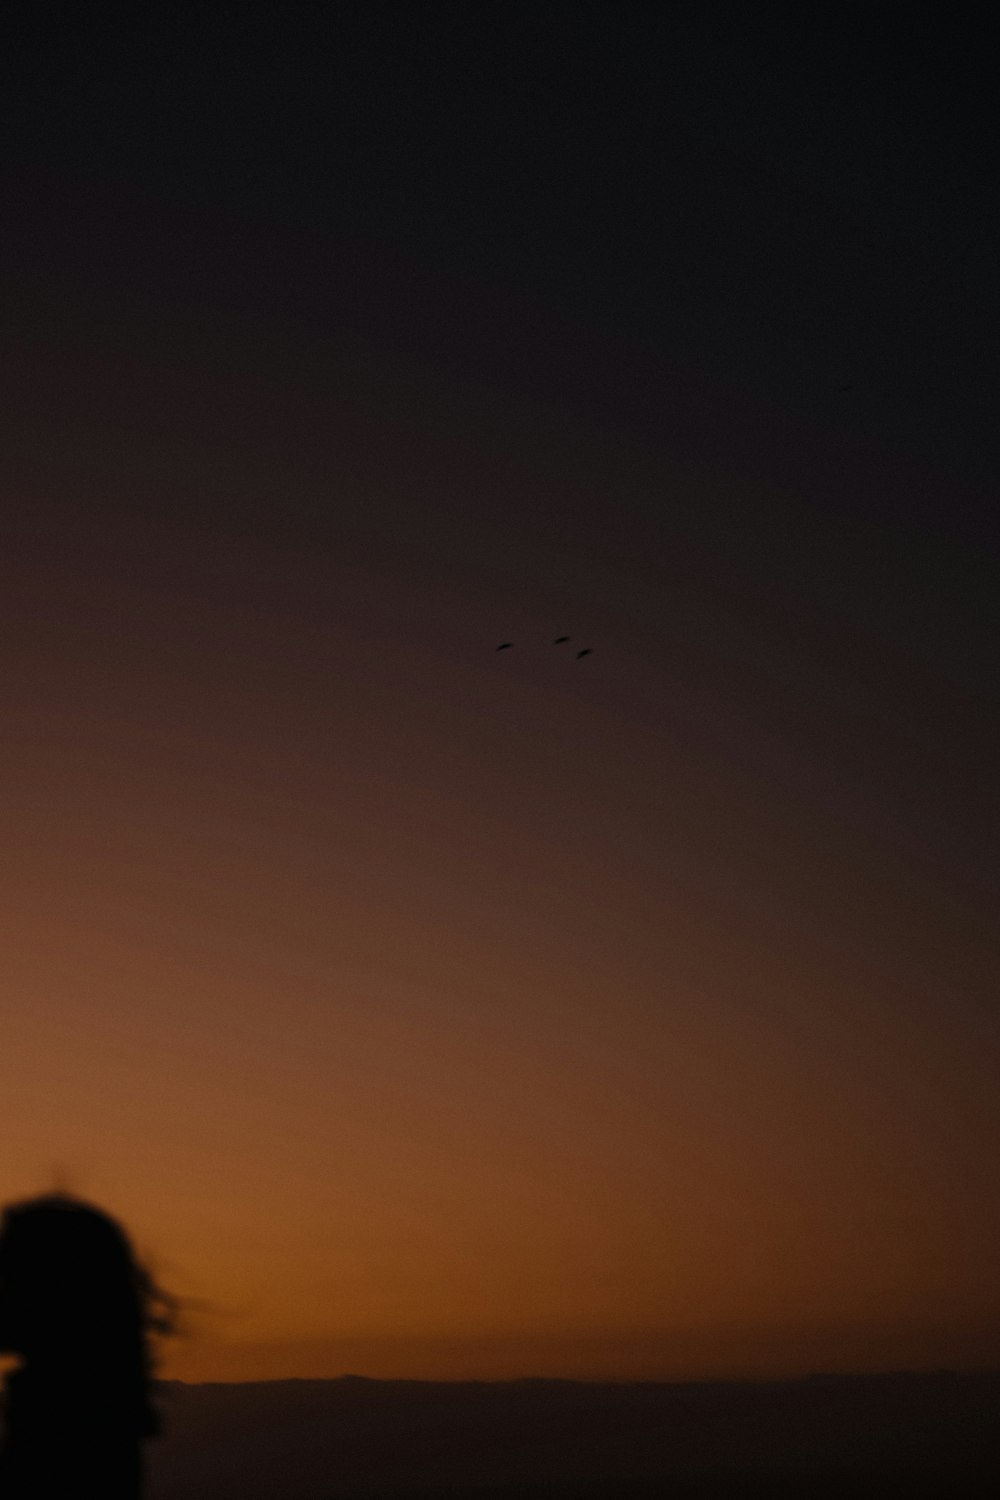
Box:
158, 1365, 1000, 1389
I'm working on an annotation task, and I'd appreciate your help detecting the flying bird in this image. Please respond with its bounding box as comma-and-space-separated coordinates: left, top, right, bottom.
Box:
495, 637, 591, 655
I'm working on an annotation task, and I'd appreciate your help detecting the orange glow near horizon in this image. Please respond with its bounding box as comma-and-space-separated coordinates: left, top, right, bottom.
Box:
2, 522, 998, 1385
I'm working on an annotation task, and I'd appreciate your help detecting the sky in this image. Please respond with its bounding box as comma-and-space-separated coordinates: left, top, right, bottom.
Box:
0, 10, 997, 1381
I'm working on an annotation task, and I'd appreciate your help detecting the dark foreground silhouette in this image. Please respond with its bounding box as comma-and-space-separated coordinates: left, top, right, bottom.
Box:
0, 1194, 175, 1499
146, 1369, 1000, 1499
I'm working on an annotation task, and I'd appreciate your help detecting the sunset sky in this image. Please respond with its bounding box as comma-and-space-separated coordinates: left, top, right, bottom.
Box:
1, 11, 997, 1382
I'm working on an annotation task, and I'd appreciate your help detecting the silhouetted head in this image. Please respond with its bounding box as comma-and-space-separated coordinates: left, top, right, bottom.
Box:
0, 1195, 175, 1381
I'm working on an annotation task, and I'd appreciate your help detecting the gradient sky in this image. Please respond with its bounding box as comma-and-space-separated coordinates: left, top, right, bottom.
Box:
1, 11, 997, 1381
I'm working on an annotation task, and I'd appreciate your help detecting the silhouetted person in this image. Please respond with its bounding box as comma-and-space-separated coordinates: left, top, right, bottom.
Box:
0, 1194, 176, 1499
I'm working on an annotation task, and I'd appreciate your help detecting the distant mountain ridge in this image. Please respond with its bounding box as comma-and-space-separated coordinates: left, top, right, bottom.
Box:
145, 1370, 1000, 1498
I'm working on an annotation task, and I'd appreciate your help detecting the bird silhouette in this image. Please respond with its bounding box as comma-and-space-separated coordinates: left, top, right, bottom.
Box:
495, 638, 593, 655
